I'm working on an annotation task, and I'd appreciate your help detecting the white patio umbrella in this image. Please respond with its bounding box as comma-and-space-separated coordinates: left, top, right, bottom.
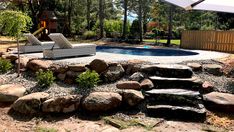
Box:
163, 0, 234, 13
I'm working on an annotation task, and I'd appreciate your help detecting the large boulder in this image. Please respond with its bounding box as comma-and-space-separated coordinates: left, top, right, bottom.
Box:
129, 72, 144, 82
140, 79, 154, 90
12, 92, 49, 114
27, 59, 53, 71
42, 95, 82, 113
203, 92, 234, 113
89, 59, 108, 74
187, 63, 202, 72
121, 90, 144, 106
0, 84, 26, 103
49, 64, 69, 74
116, 81, 141, 90
82, 92, 122, 112
2, 54, 18, 63
203, 64, 223, 76
15, 57, 30, 69
201, 81, 214, 93
68, 64, 87, 72
102, 64, 125, 82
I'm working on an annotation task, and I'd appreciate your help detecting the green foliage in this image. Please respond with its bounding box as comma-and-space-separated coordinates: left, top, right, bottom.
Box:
83, 31, 97, 39
76, 70, 100, 89
0, 10, 31, 37
0, 58, 13, 73
130, 20, 140, 38
35, 127, 58, 132
36, 70, 55, 88
104, 20, 130, 38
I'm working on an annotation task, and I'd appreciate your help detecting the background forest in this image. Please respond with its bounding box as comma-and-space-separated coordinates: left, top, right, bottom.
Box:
1, 0, 234, 43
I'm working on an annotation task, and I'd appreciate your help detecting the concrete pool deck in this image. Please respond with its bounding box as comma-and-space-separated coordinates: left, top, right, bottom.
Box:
19, 48, 230, 64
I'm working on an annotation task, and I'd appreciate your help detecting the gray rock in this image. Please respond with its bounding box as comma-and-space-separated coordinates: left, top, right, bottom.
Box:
203, 92, 234, 113
89, 59, 108, 74
116, 81, 141, 90
102, 64, 125, 82
140, 79, 154, 90
12, 92, 49, 114
129, 72, 144, 82
82, 92, 122, 112
0, 84, 26, 103
122, 90, 144, 106
42, 95, 81, 113
203, 64, 223, 76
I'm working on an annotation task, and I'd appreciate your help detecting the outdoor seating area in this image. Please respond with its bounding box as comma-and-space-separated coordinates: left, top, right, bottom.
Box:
0, 0, 234, 131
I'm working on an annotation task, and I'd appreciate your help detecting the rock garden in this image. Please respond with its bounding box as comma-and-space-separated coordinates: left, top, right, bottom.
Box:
0, 52, 234, 131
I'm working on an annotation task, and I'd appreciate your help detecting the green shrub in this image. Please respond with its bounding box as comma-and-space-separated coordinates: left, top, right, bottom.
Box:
0, 58, 13, 73
83, 31, 97, 39
36, 70, 55, 88
76, 70, 100, 89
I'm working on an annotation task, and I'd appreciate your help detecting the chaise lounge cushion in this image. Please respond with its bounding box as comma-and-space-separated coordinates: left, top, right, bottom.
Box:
24, 33, 42, 45
48, 33, 73, 49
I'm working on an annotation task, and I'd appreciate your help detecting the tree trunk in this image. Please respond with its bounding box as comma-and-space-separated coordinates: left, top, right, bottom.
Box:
166, 5, 173, 46
122, 0, 128, 39
99, 0, 104, 38
68, 0, 72, 36
17, 34, 20, 77
87, 0, 91, 30
28, 0, 38, 32
138, 0, 143, 42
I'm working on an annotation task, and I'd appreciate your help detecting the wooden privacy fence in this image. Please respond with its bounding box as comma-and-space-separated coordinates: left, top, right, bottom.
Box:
181, 30, 234, 53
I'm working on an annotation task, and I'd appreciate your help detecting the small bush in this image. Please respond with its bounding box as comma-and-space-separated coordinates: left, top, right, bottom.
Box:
83, 31, 97, 39
36, 70, 55, 88
76, 70, 100, 89
0, 58, 13, 73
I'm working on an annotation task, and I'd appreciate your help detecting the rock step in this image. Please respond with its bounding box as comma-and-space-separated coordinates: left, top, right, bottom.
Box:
146, 104, 206, 121
145, 89, 202, 107
149, 76, 202, 89
141, 64, 193, 78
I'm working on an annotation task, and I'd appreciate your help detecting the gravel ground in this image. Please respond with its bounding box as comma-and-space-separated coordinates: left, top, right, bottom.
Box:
0, 69, 123, 98
181, 59, 234, 94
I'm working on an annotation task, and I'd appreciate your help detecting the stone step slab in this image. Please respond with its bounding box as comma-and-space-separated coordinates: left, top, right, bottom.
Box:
149, 76, 202, 89
141, 64, 193, 78
147, 104, 206, 121
203, 92, 234, 113
145, 89, 202, 107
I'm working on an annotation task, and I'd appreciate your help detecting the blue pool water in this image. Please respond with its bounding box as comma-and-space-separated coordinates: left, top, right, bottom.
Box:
96, 46, 198, 56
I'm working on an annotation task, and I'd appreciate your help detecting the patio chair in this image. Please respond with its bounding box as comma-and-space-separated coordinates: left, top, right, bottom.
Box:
43, 33, 96, 59
19, 33, 58, 53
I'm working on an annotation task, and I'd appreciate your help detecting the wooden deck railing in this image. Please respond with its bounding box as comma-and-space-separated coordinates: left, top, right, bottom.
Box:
181, 30, 234, 53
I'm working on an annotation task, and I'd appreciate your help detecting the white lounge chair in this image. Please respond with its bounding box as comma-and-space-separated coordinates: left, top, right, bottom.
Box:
43, 33, 96, 59
19, 33, 58, 53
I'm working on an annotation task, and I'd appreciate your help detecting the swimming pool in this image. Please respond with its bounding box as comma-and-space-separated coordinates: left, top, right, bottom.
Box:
96, 46, 199, 56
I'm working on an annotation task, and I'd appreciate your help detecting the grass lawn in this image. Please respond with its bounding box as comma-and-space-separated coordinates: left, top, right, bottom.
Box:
144, 39, 181, 45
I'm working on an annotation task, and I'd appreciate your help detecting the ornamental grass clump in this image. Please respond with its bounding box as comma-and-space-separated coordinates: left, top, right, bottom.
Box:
76, 70, 100, 89
0, 58, 13, 73
36, 70, 55, 88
